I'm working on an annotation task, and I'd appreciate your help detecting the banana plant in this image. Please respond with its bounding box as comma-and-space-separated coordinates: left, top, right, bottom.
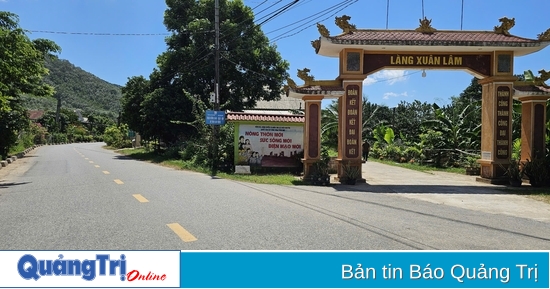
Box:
421, 102, 480, 151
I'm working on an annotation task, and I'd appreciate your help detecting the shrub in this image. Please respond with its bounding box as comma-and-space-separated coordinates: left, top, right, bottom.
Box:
523, 157, 549, 187
103, 124, 132, 148
403, 146, 422, 162
51, 133, 68, 143
382, 144, 402, 162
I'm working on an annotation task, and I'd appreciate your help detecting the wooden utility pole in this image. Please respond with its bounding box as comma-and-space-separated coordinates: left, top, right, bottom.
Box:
211, 0, 220, 176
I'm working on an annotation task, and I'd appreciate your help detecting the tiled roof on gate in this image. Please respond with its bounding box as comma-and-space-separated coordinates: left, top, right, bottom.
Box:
328, 30, 541, 46
514, 85, 550, 93
293, 85, 345, 95
226, 112, 304, 123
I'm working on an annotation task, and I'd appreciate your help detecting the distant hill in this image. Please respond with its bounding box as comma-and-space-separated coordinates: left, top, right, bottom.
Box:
22, 57, 122, 118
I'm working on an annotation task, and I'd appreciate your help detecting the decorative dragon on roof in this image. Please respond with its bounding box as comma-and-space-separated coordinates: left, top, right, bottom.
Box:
297, 68, 315, 84
316, 23, 330, 38
494, 17, 515, 36
524, 69, 550, 86
537, 69, 550, 85
286, 77, 297, 89
284, 77, 298, 95
538, 28, 550, 41
311, 39, 320, 52
415, 17, 436, 33
335, 15, 356, 34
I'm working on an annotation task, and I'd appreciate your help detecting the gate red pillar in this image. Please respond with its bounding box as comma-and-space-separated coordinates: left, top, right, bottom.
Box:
336, 48, 366, 182
516, 95, 550, 162
302, 95, 323, 178
478, 76, 517, 181
336, 81, 364, 181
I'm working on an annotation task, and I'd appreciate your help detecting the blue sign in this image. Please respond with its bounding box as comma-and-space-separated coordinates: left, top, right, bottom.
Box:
205, 110, 225, 125
180, 251, 549, 288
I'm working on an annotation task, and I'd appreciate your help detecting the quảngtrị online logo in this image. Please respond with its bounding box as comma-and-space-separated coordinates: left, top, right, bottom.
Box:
17, 254, 167, 282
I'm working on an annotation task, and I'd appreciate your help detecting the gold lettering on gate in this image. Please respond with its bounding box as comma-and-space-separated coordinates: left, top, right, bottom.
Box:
390, 54, 463, 67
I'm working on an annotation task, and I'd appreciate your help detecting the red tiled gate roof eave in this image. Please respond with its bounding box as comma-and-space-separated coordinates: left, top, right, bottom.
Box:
226, 112, 304, 123
329, 30, 542, 46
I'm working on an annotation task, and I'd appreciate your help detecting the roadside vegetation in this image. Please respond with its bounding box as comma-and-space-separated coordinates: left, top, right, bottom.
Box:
1, 11, 119, 159
116, 147, 303, 186
2, 9, 548, 192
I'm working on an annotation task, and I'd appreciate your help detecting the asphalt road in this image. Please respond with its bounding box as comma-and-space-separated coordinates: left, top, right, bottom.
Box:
0, 143, 549, 250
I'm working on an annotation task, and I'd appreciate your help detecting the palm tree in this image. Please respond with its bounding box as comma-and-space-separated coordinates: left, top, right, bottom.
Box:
321, 100, 339, 150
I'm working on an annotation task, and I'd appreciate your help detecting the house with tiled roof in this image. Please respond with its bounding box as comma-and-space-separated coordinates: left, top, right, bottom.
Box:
227, 93, 304, 122
28, 110, 45, 121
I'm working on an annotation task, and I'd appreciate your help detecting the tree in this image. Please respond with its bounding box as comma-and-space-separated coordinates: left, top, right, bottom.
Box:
0, 11, 60, 157
162, 0, 289, 111
459, 77, 482, 101
391, 100, 434, 144
421, 98, 481, 166
86, 112, 115, 136
121, 76, 149, 135
122, 0, 290, 146
37, 109, 80, 134
161, 0, 289, 110
320, 100, 339, 150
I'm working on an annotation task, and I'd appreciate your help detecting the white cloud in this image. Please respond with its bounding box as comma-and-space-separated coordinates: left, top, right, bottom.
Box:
363, 70, 408, 86
383, 91, 409, 100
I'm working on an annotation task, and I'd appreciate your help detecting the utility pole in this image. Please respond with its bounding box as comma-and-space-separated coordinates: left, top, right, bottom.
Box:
55, 94, 61, 131
212, 0, 220, 176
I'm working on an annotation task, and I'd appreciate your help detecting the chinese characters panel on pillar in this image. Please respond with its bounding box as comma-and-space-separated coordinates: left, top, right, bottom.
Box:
495, 86, 511, 160
345, 85, 360, 158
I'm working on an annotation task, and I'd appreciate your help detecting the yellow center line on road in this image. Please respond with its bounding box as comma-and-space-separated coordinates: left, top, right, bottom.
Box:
132, 194, 149, 203
114, 179, 124, 184
103, 171, 110, 174
89, 161, 94, 164
94, 165, 100, 168
167, 223, 197, 242
85, 158, 89, 160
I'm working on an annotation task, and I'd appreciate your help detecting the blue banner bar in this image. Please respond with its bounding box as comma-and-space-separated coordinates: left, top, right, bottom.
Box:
180, 251, 549, 288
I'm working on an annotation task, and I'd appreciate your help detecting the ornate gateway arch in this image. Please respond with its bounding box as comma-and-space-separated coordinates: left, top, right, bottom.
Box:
287, 16, 550, 183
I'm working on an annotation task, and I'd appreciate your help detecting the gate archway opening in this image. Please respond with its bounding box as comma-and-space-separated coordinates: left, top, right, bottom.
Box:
287, 16, 550, 184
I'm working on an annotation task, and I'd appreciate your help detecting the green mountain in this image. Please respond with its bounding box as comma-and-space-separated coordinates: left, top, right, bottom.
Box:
22, 57, 122, 118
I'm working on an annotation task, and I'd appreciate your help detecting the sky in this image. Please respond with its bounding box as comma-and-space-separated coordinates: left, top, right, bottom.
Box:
2, 0, 550, 108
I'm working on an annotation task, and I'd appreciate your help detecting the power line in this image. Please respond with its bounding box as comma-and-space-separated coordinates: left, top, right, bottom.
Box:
250, 0, 269, 11
460, 0, 464, 30
370, 70, 421, 84
257, 0, 300, 26
181, 0, 299, 73
177, 1, 295, 66
27, 30, 170, 36
270, 0, 357, 43
386, 0, 390, 29
265, 0, 351, 35
254, 0, 284, 19
221, 54, 275, 80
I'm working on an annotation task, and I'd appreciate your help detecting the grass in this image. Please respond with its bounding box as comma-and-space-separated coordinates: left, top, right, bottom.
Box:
116, 147, 304, 185
218, 173, 305, 185
113, 148, 550, 200
371, 158, 466, 174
